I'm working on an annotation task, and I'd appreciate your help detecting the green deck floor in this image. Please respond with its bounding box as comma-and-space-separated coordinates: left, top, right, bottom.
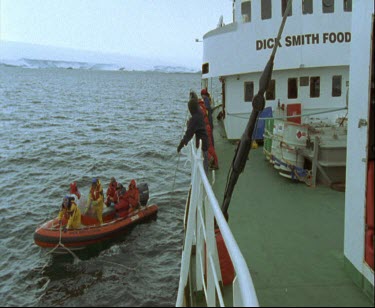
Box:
210, 121, 373, 307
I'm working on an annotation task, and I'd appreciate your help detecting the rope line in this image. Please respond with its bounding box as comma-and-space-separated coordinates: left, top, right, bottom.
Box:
101, 260, 136, 271
226, 107, 347, 120
171, 153, 181, 201
45, 226, 80, 260
170, 109, 190, 204
39, 225, 80, 272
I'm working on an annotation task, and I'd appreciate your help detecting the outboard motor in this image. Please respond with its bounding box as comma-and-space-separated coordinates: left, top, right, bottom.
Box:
138, 183, 149, 206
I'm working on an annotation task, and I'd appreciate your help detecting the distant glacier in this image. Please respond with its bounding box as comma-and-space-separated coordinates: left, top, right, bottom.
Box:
0, 41, 200, 73
0, 58, 199, 73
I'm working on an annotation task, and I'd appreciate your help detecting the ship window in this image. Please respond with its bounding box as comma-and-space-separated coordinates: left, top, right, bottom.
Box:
300, 77, 309, 86
242, 0, 251, 23
288, 78, 298, 99
343, 0, 352, 12
281, 0, 292, 17
244, 82, 254, 102
322, 0, 334, 13
310, 77, 320, 97
332, 75, 342, 97
266, 80, 275, 100
202, 63, 209, 74
261, 0, 272, 20
302, 0, 313, 14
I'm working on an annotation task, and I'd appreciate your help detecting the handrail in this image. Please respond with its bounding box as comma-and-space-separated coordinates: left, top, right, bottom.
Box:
176, 140, 259, 307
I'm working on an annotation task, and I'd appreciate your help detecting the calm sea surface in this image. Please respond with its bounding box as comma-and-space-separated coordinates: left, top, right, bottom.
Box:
0, 67, 202, 307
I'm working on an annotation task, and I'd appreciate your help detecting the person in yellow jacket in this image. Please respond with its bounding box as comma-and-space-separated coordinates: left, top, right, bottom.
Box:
58, 196, 81, 230
87, 178, 104, 225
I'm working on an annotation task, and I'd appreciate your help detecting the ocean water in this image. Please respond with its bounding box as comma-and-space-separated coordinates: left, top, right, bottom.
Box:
0, 67, 202, 307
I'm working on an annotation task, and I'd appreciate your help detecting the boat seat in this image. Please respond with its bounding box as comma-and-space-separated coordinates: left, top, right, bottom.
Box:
103, 206, 116, 216
81, 206, 116, 226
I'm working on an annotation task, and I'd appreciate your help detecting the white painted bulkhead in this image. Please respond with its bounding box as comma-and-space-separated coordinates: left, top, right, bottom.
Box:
202, 0, 352, 139
224, 66, 349, 139
344, 0, 374, 288
203, 0, 351, 77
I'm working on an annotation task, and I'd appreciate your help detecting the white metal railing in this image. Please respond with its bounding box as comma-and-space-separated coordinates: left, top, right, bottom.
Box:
176, 140, 259, 307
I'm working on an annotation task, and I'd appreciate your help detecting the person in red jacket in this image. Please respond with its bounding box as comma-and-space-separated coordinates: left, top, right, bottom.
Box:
105, 177, 118, 206
69, 182, 81, 200
198, 99, 219, 170
206, 123, 219, 170
126, 179, 140, 211
201, 88, 213, 130
114, 183, 129, 217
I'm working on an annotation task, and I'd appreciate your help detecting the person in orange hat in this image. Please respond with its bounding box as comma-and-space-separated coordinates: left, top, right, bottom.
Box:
105, 177, 118, 206
126, 179, 140, 211
114, 183, 129, 217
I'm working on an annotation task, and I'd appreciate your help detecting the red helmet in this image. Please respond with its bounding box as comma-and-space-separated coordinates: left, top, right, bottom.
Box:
201, 89, 208, 95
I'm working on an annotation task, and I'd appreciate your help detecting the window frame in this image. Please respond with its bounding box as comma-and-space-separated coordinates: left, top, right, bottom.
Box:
244, 81, 254, 102
281, 0, 292, 16
300, 76, 309, 87
332, 75, 342, 97
202, 63, 209, 74
288, 78, 298, 99
310, 76, 321, 98
241, 0, 252, 22
322, 0, 335, 14
302, 0, 313, 14
266, 79, 276, 100
343, 0, 352, 12
261, 0, 272, 20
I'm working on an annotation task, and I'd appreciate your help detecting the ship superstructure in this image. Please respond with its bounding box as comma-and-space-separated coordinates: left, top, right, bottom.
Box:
177, 1, 374, 306
202, 0, 352, 140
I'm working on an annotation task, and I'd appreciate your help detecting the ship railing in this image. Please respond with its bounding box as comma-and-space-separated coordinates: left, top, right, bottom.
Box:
176, 139, 259, 307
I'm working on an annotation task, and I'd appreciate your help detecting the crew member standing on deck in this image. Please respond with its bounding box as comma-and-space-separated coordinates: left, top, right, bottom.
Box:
201, 88, 214, 130
177, 91, 209, 173
198, 98, 219, 170
87, 178, 104, 225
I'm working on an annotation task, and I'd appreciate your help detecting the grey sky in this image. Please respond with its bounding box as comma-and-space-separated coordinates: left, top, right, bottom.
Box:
0, 0, 233, 68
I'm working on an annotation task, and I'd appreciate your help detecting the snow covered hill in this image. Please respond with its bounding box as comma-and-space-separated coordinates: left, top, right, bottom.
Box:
0, 41, 199, 73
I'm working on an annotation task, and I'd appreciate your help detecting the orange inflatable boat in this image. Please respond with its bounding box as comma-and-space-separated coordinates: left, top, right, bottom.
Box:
34, 182, 158, 251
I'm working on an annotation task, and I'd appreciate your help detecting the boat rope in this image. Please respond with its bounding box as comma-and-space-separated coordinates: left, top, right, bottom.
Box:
171, 153, 181, 199
225, 107, 347, 120
100, 260, 136, 272
170, 107, 190, 203
38, 225, 80, 272
45, 225, 80, 261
